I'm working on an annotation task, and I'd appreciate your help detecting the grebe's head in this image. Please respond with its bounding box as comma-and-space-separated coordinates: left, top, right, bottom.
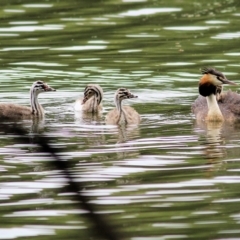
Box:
199, 67, 236, 97
31, 81, 56, 95
82, 84, 103, 104
115, 88, 138, 102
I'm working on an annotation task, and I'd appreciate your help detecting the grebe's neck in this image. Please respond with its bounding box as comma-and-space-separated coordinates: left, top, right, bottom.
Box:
206, 94, 224, 122
30, 90, 43, 116
115, 97, 126, 124
115, 97, 122, 112
89, 96, 99, 112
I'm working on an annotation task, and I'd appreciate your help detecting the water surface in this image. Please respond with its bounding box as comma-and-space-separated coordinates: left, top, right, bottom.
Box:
1, 0, 240, 239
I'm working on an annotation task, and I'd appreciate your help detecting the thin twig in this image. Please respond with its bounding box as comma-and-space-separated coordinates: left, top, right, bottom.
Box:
3, 123, 121, 240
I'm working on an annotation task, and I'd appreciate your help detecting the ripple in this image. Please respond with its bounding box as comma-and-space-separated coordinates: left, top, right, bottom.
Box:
152, 223, 189, 229
132, 236, 187, 240
123, 0, 147, 2
120, 8, 181, 16
225, 52, 240, 56
51, 45, 107, 51
0, 33, 19, 36
118, 49, 142, 53
0, 25, 64, 32
4, 9, 25, 13
88, 40, 109, 44
9, 62, 68, 67
0, 47, 48, 51
126, 34, 159, 38
9, 21, 38, 25
206, 20, 229, 24
5, 209, 87, 217
164, 26, 210, 31
77, 58, 100, 61
212, 32, 240, 39
201, 59, 229, 63
161, 62, 195, 66
0, 227, 54, 239
22, 4, 53, 8
60, 18, 85, 21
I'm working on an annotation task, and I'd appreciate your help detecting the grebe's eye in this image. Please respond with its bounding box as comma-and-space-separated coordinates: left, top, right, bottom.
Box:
217, 74, 225, 82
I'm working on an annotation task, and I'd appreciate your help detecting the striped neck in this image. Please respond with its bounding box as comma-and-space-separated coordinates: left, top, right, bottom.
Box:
30, 88, 43, 116
115, 97, 126, 124
89, 96, 100, 112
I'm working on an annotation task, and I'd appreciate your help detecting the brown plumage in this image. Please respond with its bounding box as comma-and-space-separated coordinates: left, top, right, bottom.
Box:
0, 81, 56, 120
192, 67, 238, 122
75, 84, 103, 113
192, 91, 240, 122
0, 104, 39, 120
105, 88, 141, 125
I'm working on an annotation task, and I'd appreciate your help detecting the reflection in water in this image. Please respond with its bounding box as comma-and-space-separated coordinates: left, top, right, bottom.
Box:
74, 110, 103, 125
205, 122, 226, 160
30, 118, 46, 134
194, 121, 226, 160
193, 120, 240, 164
0, 117, 45, 135
117, 124, 140, 144
203, 122, 227, 167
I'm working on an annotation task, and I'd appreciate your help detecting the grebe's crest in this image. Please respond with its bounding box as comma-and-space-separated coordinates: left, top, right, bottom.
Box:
201, 67, 226, 82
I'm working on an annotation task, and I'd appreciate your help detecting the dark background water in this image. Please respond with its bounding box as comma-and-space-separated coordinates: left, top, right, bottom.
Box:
1, 0, 240, 239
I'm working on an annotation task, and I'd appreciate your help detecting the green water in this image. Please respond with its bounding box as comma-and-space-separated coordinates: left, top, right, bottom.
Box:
1, 0, 240, 239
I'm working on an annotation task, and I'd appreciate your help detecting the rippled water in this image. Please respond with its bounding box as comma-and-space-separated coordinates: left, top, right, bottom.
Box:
1, 0, 240, 239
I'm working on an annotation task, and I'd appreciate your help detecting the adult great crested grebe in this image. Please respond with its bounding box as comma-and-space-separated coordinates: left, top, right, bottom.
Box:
192, 67, 239, 122
0, 81, 56, 120
105, 88, 140, 125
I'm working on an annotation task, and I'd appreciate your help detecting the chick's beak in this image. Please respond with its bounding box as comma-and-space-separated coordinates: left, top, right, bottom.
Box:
128, 94, 138, 99
44, 84, 56, 91
82, 96, 88, 104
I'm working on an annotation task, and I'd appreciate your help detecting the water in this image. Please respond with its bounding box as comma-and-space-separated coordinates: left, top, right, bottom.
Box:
1, 0, 240, 239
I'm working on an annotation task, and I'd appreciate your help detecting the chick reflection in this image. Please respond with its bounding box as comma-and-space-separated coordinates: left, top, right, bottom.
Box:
114, 124, 140, 144
106, 124, 140, 161
0, 117, 45, 135
74, 110, 103, 125
30, 118, 45, 134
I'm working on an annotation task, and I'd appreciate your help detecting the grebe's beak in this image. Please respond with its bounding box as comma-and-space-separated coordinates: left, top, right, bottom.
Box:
44, 84, 56, 91
128, 93, 138, 99
222, 78, 237, 85
82, 96, 88, 104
